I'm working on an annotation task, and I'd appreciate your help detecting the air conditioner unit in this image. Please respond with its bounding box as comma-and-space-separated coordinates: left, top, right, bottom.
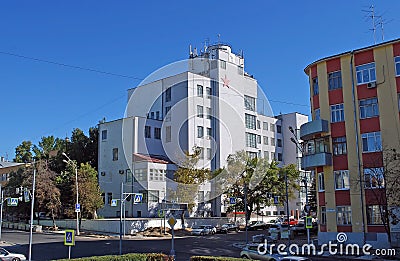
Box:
367, 81, 377, 88
119, 169, 125, 174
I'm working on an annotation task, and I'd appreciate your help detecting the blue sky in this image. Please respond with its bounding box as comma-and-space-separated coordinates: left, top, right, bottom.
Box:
1, 1, 399, 160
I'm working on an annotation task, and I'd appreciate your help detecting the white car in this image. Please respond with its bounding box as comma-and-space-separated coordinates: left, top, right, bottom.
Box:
191, 225, 214, 236
0, 247, 26, 261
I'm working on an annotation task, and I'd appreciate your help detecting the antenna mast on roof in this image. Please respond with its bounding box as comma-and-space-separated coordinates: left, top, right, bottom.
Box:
217, 34, 221, 46
362, 5, 377, 44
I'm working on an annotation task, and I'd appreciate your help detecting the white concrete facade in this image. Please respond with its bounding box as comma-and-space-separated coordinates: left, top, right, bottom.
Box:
98, 43, 309, 218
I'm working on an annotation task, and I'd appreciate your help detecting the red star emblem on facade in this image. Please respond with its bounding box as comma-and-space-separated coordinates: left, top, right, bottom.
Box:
221, 75, 230, 88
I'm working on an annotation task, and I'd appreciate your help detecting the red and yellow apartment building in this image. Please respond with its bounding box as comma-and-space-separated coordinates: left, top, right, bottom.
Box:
301, 38, 400, 248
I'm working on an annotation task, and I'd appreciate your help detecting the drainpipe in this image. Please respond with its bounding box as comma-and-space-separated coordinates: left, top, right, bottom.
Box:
350, 51, 366, 245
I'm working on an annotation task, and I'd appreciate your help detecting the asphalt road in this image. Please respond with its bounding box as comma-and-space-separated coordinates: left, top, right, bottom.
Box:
0, 229, 255, 261
0, 229, 334, 261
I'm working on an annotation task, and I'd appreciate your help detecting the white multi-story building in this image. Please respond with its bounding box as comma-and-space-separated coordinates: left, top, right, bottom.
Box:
98, 43, 308, 218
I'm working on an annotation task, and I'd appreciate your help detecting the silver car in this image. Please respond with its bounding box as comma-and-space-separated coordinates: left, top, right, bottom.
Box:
191, 225, 213, 236
240, 244, 281, 260
0, 247, 26, 261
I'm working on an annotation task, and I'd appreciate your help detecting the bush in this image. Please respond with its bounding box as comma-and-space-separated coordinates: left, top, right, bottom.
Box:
55, 253, 169, 261
190, 256, 247, 261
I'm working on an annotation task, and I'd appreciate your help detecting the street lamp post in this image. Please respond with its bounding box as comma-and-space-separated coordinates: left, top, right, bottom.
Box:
28, 161, 36, 261
63, 153, 80, 236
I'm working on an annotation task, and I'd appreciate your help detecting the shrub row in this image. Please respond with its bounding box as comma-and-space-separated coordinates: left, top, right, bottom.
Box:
190, 256, 247, 261
55, 253, 170, 261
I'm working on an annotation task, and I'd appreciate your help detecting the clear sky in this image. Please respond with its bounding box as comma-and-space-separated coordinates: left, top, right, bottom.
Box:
1, 1, 399, 160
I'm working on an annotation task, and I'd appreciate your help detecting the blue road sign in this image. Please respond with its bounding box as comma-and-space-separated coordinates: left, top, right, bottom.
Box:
7, 198, 18, 207
75, 203, 80, 213
133, 193, 143, 204
24, 191, 30, 202
111, 199, 117, 207
229, 197, 236, 204
274, 196, 279, 205
64, 230, 75, 246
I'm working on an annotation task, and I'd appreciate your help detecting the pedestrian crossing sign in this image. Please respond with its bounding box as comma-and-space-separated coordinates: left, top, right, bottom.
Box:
133, 193, 143, 204
64, 230, 75, 246
111, 199, 117, 207
7, 198, 18, 207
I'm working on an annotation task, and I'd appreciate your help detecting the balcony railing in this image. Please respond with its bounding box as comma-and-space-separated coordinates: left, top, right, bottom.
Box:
301, 152, 332, 170
300, 119, 329, 140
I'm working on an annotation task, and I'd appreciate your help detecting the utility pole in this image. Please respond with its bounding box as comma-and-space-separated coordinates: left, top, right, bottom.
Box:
28, 161, 36, 261
119, 182, 123, 255
0, 184, 3, 240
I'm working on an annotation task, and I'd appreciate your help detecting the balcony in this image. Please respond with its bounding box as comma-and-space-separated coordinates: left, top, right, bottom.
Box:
301, 152, 332, 170
300, 119, 329, 140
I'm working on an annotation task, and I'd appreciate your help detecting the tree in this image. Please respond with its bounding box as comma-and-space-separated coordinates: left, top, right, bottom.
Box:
224, 150, 300, 221
14, 141, 33, 163
76, 163, 103, 219
33, 162, 61, 227
171, 147, 211, 212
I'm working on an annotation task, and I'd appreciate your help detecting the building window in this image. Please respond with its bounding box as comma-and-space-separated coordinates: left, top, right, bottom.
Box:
197, 84, 203, 97
244, 95, 256, 111
337, 206, 352, 225
331, 103, 345, 123
206, 127, 212, 138
257, 135, 261, 144
197, 126, 204, 138
356, 63, 376, 85
270, 123, 275, 132
359, 98, 379, 119
333, 137, 347, 155
165, 88, 171, 102
154, 127, 161, 139
145, 126, 151, 138
271, 152, 275, 160
206, 107, 212, 119
314, 108, 320, 120
263, 122, 268, 130
277, 153, 282, 161
245, 114, 256, 129
197, 191, 205, 202
364, 167, 384, 188
362, 131, 382, 152
367, 205, 386, 225
107, 193, 113, 205
328, 71, 342, 90
271, 138, 275, 146
257, 120, 261, 129
277, 125, 282, 133
101, 130, 107, 141
318, 172, 325, 191
220, 60, 226, 69
263, 136, 268, 145
238, 66, 244, 75
206, 87, 212, 98
199, 147, 204, 159
148, 190, 159, 203
112, 148, 118, 161
134, 169, 147, 182
264, 151, 269, 161
277, 139, 282, 147
165, 126, 171, 143
245, 132, 257, 148
165, 106, 171, 121
156, 111, 160, 120
150, 112, 154, 119
320, 206, 327, 225
247, 151, 257, 159
207, 148, 212, 160
312, 77, 319, 95
334, 170, 350, 190
197, 105, 203, 118
395, 57, 400, 76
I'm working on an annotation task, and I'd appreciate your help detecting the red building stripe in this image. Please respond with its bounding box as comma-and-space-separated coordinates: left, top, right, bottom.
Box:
328, 89, 344, 105
355, 49, 374, 66
335, 191, 351, 205
326, 58, 341, 73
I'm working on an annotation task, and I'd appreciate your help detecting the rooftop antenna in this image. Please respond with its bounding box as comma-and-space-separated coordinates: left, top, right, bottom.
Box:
362, 5, 377, 44
204, 38, 209, 52
217, 33, 221, 46
377, 15, 393, 42
189, 44, 193, 57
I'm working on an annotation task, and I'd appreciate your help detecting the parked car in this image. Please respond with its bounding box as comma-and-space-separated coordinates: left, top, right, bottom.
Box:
247, 221, 268, 230
0, 247, 26, 261
191, 225, 213, 236
220, 223, 239, 233
282, 218, 298, 226
240, 244, 281, 260
204, 225, 216, 234
290, 222, 306, 236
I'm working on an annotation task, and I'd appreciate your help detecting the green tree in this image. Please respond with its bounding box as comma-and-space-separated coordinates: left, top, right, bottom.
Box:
14, 141, 33, 163
224, 150, 300, 221
171, 147, 211, 212
76, 163, 103, 219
